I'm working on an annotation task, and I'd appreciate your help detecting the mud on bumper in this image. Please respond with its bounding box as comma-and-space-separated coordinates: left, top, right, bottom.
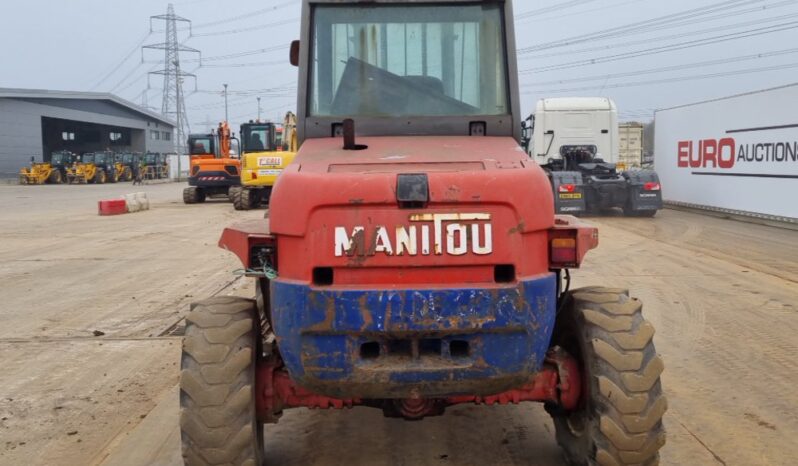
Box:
271, 274, 557, 399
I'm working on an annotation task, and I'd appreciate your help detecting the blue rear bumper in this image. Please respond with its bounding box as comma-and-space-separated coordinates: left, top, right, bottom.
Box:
271, 274, 557, 399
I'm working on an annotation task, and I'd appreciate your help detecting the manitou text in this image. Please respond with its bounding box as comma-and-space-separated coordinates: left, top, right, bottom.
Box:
334, 213, 493, 258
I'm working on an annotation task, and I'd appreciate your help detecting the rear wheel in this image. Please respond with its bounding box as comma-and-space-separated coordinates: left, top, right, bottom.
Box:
232, 187, 258, 211
94, 170, 107, 184
229, 186, 242, 206
183, 187, 206, 204
48, 170, 63, 184
180, 297, 264, 466
551, 287, 667, 466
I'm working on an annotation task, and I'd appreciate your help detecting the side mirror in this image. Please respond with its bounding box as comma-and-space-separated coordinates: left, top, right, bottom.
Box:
31, 156, 35, 163
289, 40, 300, 67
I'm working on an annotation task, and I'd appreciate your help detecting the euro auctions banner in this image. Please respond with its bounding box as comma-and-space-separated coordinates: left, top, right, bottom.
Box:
655, 84, 798, 220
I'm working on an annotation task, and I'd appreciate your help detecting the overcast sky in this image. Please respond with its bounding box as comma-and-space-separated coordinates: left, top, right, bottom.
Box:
1, 0, 796, 131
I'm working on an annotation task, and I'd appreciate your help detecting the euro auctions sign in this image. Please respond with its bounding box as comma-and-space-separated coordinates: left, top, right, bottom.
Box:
654, 84, 798, 220
676, 134, 798, 172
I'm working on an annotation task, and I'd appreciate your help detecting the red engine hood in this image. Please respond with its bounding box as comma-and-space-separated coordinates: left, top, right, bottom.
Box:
270, 136, 553, 235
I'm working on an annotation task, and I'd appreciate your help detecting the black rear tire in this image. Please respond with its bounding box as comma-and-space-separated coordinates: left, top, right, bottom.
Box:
229, 186, 242, 208
183, 187, 206, 204
180, 297, 264, 466
551, 287, 667, 466
232, 187, 254, 211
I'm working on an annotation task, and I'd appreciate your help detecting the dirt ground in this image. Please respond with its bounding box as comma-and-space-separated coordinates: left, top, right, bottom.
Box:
0, 182, 796, 466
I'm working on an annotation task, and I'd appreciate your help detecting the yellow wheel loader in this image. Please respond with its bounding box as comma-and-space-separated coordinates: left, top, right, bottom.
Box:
230, 111, 298, 210
114, 153, 134, 182
19, 151, 76, 185
66, 152, 115, 184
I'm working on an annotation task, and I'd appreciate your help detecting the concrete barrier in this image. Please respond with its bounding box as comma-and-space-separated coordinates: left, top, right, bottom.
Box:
98, 199, 127, 216
135, 192, 150, 210
100, 193, 150, 216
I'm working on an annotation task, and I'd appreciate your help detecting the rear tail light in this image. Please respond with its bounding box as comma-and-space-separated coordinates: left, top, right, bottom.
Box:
252, 172, 258, 180
643, 182, 661, 191
551, 238, 577, 265
558, 184, 576, 193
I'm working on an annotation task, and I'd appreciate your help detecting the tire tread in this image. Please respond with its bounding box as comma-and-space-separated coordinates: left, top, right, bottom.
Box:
180, 297, 261, 466
555, 287, 667, 466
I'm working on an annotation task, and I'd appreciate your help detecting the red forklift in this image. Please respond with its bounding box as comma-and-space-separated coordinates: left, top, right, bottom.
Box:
179, 1, 667, 465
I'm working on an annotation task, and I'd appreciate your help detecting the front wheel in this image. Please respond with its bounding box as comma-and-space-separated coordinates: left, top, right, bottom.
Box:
551, 287, 667, 465
180, 297, 264, 466
94, 170, 107, 184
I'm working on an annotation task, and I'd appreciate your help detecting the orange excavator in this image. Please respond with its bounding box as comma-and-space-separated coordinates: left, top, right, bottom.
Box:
183, 122, 241, 204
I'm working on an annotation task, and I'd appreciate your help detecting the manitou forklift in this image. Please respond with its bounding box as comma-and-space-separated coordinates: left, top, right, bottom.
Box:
183, 122, 241, 204
179, 1, 666, 465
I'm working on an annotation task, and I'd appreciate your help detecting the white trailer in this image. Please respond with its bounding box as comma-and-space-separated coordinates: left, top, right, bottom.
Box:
527, 97, 618, 165
654, 83, 798, 221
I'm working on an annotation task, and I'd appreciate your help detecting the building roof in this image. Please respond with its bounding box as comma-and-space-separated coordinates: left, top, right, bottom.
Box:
0, 87, 176, 127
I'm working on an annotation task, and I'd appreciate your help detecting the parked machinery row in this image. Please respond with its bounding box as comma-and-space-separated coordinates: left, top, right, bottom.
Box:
19, 151, 169, 185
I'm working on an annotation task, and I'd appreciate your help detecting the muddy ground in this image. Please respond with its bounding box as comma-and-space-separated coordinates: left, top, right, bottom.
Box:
0, 183, 796, 466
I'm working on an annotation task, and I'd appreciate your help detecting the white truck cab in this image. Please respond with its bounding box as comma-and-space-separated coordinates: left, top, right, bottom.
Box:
526, 97, 620, 168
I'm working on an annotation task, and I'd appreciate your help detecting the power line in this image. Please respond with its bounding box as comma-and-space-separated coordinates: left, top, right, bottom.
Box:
524, 62, 798, 94
521, 47, 798, 86
90, 31, 152, 91
198, 59, 286, 68
191, 18, 299, 37
191, 0, 298, 30
521, 0, 651, 23
182, 44, 288, 63
518, 0, 767, 53
515, 0, 599, 20
520, 8, 798, 60
521, 20, 798, 73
